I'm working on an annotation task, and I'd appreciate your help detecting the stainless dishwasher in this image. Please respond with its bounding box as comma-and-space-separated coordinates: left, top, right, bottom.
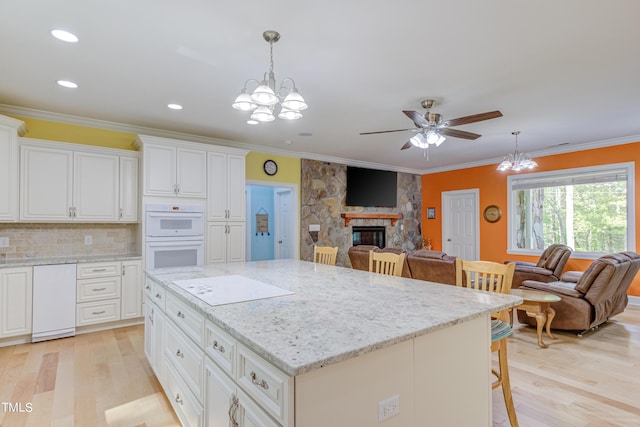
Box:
32, 264, 77, 342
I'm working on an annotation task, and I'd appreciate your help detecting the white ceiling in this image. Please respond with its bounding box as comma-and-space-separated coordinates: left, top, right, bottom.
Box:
2, 1, 640, 174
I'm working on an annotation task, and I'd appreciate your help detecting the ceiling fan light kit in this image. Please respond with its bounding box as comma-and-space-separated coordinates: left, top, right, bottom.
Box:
232, 30, 307, 123
360, 99, 503, 155
497, 131, 538, 172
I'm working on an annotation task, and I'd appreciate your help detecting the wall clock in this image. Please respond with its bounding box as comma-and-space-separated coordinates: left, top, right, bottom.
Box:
263, 159, 278, 176
483, 205, 502, 223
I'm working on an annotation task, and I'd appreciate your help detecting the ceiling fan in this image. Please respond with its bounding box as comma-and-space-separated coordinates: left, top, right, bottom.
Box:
360, 99, 503, 150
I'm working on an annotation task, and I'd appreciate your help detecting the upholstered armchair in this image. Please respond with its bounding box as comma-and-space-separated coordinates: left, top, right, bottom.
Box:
510, 244, 573, 288
518, 251, 640, 334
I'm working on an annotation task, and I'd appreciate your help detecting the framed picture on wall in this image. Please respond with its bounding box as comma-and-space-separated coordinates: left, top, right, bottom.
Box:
427, 207, 436, 219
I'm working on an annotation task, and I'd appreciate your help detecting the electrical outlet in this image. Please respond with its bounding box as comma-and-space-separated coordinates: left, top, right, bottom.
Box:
0, 237, 9, 248
84, 235, 93, 245
378, 395, 400, 422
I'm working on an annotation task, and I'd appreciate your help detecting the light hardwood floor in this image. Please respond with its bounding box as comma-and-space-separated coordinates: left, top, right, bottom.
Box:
1, 306, 639, 426
0, 325, 180, 427
493, 304, 640, 426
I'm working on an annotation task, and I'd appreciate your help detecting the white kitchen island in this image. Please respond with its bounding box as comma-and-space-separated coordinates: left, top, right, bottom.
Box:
144, 259, 522, 427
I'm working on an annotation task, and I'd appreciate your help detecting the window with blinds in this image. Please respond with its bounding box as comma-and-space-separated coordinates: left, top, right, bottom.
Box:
507, 162, 636, 256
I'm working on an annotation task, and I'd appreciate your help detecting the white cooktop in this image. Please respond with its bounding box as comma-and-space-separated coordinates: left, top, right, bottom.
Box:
172, 274, 293, 306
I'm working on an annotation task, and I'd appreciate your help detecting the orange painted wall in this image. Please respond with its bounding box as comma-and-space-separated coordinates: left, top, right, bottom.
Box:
421, 141, 640, 296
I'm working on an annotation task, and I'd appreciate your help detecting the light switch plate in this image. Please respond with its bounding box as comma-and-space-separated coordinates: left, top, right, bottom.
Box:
309, 224, 320, 232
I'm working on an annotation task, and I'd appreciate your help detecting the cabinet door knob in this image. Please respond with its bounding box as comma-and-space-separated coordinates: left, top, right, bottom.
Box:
176, 349, 184, 358
177, 311, 185, 319
175, 394, 183, 405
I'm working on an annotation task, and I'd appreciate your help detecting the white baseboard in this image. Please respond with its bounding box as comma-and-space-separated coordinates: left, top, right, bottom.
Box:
629, 295, 640, 306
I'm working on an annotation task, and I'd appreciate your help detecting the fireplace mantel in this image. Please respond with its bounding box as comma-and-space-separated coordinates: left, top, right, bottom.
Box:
340, 213, 403, 227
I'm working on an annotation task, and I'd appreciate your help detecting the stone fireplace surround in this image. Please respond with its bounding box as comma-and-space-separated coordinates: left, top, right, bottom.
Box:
300, 159, 422, 268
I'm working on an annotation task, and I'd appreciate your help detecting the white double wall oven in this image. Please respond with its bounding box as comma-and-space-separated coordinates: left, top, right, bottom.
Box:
145, 204, 205, 270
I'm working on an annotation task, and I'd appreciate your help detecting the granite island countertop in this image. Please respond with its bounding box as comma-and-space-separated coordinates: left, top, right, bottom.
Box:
146, 258, 522, 376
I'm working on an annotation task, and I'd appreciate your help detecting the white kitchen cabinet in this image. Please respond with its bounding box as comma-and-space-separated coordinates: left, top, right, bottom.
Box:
205, 357, 279, 427
20, 144, 74, 221
0, 115, 26, 222
144, 278, 166, 383
121, 260, 143, 319
206, 149, 247, 264
207, 152, 246, 222
76, 261, 122, 326
74, 151, 120, 221
19, 139, 139, 222
206, 222, 245, 264
119, 156, 139, 222
142, 140, 206, 198
166, 358, 204, 427
75, 260, 143, 327
0, 267, 33, 339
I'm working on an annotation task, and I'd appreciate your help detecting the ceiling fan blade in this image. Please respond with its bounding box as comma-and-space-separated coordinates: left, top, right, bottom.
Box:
403, 110, 429, 128
400, 140, 413, 150
441, 110, 503, 127
439, 128, 481, 140
360, 128, 416, 135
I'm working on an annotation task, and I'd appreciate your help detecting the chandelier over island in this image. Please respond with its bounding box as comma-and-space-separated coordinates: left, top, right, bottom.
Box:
232, 30, 307, 124
497, 131, 538, 172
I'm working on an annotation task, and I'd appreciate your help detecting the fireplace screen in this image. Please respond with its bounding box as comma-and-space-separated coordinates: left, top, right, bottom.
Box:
352, 226, 386, 248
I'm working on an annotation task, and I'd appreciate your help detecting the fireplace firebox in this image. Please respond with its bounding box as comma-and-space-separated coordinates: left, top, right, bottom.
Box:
352, 226, 386, 248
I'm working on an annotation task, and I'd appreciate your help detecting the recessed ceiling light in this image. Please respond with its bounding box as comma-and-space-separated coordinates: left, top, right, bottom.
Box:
51, 29, 79, 43
247, 120, 259, 125
57, 80, 78, 88
167, 104, 183, 110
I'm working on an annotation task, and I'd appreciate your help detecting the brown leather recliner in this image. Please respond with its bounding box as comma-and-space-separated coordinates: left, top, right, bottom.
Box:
347, 245, 411, 278
406, 250, 457, 285
518, 251, 640, 333
510, 244, 572, 288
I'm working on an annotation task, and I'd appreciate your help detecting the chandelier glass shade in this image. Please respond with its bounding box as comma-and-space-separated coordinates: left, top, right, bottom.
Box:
410, 130, 446, 149
232, 31, 307, 123
497, 131, 538, 172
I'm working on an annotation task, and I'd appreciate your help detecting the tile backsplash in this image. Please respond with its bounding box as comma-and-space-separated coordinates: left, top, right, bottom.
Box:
0, 223, 139, 261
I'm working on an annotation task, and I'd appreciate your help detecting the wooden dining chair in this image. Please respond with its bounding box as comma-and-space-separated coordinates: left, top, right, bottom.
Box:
368, 250, 405, 277
455, 258, 519, 427
313, 246, 338, 266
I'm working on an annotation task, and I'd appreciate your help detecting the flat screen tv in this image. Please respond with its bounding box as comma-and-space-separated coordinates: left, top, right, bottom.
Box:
346, 166, 397, 207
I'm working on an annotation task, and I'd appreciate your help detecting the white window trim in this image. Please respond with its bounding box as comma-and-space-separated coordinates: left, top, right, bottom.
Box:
506, 162, 636, 259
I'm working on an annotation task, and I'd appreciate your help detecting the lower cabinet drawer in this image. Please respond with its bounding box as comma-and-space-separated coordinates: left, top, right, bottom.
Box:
165, 321, 204, 402
237, 343, 291, 424
77, 276, 121, 302
165, 358, 204, 427
166, 292, 204, 347
76, 299, 121, 326
205, 320, 236, 376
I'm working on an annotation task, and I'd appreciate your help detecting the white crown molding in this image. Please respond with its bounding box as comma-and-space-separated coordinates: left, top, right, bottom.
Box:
0, 104, 426, 175
419, 134, 640, 175
0, 113, 28, 136
5, 103, 634, 177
